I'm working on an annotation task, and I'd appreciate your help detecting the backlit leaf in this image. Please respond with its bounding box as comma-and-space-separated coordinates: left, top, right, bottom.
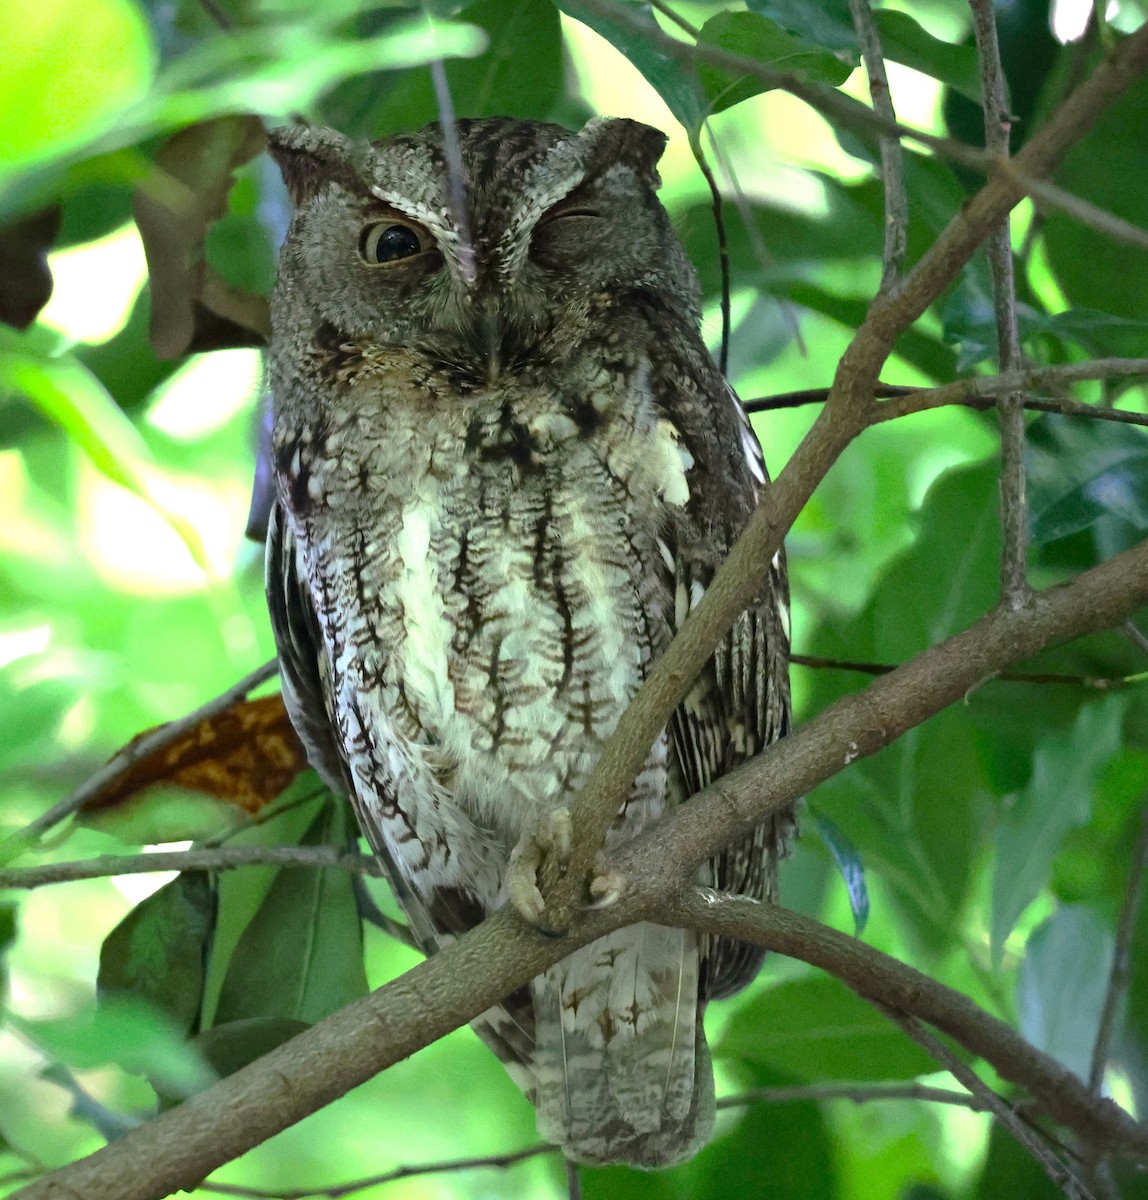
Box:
718, 976, 937, 1081
82, 693, 308, 816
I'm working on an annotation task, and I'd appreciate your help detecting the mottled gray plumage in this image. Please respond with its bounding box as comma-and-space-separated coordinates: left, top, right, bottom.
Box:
264, 116, 794, 1168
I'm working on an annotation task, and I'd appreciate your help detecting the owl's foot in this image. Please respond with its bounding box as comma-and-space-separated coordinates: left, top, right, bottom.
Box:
588, 851, 626, 909
508, 807, 572, 935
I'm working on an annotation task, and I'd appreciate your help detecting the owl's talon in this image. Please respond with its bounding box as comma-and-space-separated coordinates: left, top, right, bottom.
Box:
588, 852, 625, 909
508, 807, 573, 930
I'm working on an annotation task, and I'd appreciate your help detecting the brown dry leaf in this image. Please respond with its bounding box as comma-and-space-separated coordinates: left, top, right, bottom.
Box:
0, 206, 62, 330
87, 694, 308, 815
133, 114, 271, 359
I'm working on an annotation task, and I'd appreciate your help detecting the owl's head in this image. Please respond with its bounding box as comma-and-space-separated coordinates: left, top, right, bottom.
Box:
268, 116, 700, 380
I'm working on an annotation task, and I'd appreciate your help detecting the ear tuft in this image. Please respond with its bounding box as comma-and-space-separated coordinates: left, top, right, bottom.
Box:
578, 117, 669, 187
267, 125, 362, 206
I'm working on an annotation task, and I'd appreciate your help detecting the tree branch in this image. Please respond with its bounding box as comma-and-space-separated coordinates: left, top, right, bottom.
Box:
1089, 799, 1148, 1094
199, 1143, 552, 1199
0, 659, 279, 853
970, 0, 1031, 610
0, 846, 382, 891
875, 1005, 1090, 1198
715, 1081, 992, 1112
743, 358, 1148, 421
16, 528, 1148, 1200
546, 20, 1148, 927
790, 652, 1142, 691
999, 161, 1148, 252
847, 0, 908, 288
665, 888, 1145, 1164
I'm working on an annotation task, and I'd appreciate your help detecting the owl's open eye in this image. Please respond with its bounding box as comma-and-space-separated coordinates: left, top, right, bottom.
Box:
359, 220, 430, 265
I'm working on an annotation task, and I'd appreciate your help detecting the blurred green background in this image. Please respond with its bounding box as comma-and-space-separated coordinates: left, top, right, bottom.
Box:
3, 0, 1148, 1196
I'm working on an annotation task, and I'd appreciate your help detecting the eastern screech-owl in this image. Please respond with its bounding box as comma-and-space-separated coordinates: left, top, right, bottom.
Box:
264, 116, 793, 1168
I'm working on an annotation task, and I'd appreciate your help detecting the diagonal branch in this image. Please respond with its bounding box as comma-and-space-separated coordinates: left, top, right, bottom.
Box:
876, 1006, 1091, 1198
546, 20, 1148, 927
0, 658, 279, 854
15, 529, 1148, 1200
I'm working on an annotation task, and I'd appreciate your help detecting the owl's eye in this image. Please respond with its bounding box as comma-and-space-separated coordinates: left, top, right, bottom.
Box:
359, 221, 428, 265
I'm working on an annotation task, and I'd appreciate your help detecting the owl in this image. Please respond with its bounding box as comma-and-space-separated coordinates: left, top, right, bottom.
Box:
264, 116, 794, 1168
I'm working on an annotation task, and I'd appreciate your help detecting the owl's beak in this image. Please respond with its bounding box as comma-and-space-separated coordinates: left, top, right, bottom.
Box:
478, 301, 503, 384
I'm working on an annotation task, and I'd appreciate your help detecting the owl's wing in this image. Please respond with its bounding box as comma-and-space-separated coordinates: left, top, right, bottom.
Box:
267, 501, 540, 1091
266, 503, 483, 953
658, 364, 796, 1001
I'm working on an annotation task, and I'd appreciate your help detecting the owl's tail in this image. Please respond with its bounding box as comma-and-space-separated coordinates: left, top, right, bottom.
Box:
531, 922, 714, 1168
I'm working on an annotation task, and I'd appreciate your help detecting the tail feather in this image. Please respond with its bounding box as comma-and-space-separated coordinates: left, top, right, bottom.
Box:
531, 923, 713, 1168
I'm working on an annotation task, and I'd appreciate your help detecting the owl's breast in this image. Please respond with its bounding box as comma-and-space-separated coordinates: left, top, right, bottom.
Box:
290, 367, 691, 846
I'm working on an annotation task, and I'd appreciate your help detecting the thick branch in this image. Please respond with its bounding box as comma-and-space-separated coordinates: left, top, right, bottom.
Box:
549, 22, 1148, 924
16, 531, 1148, 1200
666, 890, 1144, 1164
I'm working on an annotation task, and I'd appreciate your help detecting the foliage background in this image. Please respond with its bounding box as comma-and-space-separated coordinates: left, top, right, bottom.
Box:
2, 0, 1148, 1196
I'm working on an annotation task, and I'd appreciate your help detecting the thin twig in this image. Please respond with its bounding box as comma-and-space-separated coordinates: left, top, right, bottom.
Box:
1000, 161, 1148, 252
742, 358, 1148, 422
565, 1159, 582, 1200
429, 58, 476, 286
1089, 801, 1148, 1093
648, 0, 698, 38
0, 846, 382, 891
0, 659, 279, 853
970, 0, 1031, 610
1124, 621, 1148, 657
199, 1144, 553, 1199
716, 1082, 993, 1112
690, 133, 732, 374
570, 0, 992, 174
789, 653, 1140, 691
847, 0, 908, 288
876, 1006, 1091, 1199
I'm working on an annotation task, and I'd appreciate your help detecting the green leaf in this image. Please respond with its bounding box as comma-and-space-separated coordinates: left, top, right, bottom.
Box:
0, 902, 14, 1021
1017, 906, 1114, 1080
974, 1121, 1064, 1199
559, 0, 706, 131
192, 1017, 310, 1081
1027, 416, 1148, 546
13, 994, 214, 1098
98, 872, 215, 1034
0, 340, 210, 569
873, 10, 981, 103
328, 0, 564, 137
694, 1081, 837, 1199
0, 0, 155, 186
1032, 453, 1148, 545
992, 697, 1126, 960
746, 0, 857, 52
806, 463, 1001, 953
212, 797, 369, 1026
718, 976, 937, 1081
696, 11, 852, 116
1044, 71, 1148, 321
